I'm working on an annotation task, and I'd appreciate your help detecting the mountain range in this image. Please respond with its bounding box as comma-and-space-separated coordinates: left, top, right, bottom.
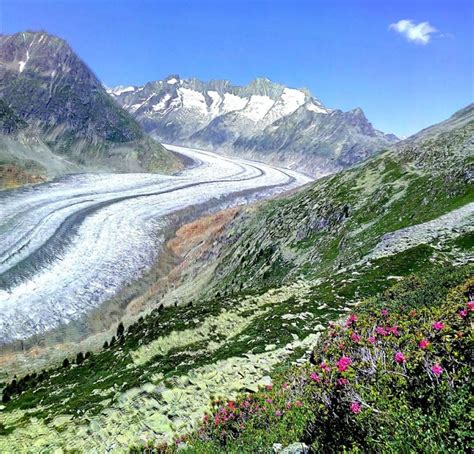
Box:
0, 26, 472, 454
109, 75, 398, 176
0, 31, 401, 188
0, 31, 181, 188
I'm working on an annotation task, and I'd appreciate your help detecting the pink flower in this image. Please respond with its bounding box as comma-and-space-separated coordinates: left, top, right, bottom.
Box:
275, 410, 282, 417
394, 351, 406, 363
310, 372, 321, 382
350, 332, 361, 343
265, 385, 273, 391
387, 326, 400, 336
320, 362, 331, 373
266, 398, 273, 404
345, 314, 358, 327
350, 402, 362, 414
368, 336, 376, 344
286, 402, 292, 409
381, 309, 389, 317
337, 378, 349, 386
227, 401, 236, 410
431, 364, 443, 376
295, 400, 303, 408
467, 301, 474, 311
282, 382, 289, 389
337, 356, 352, 372
375, 326, 388, 336
458, 309, 468, 318
432, 321, 444, 331
419, 339, 430, 350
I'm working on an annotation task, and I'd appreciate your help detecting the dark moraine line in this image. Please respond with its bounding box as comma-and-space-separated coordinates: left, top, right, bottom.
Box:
0, 198, 95, 266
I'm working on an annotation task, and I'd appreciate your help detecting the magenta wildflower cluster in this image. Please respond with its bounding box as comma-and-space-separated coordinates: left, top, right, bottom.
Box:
185, 289, 472, 449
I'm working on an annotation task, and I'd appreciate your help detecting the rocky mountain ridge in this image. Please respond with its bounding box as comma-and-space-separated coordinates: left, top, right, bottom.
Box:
109, 75, 398, 176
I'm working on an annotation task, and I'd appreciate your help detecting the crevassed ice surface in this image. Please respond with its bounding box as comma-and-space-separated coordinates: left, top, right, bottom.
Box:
0, 146, 312, 344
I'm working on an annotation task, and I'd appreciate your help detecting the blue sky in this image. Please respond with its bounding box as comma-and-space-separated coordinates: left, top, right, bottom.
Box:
1, 0, 472, 137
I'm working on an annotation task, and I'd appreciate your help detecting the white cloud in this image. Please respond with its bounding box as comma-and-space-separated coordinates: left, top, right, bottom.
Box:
389, 19, 437, 45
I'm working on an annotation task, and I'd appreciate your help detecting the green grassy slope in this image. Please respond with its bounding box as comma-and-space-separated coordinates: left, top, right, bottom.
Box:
208, 104, 473, 296
177, 266, 473, 453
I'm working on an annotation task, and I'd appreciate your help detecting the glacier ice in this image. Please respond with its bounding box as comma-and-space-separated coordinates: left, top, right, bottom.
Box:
0, 146, 312, 344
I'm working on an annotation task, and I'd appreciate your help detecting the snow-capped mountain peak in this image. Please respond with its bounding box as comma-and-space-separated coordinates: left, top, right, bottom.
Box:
106, 85, 137, 96
109, 75, 397, 176
108, 75, 318, 136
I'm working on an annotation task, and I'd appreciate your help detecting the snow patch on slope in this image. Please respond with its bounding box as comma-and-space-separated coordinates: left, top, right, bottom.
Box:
179, 88, 207, 111
152, 94, 172, 112
222, 93, 248, 113
306, 101, 329, 114
241, 95, 275, 122
280, 88, 306, 115
207, 90, 222, 114
18, 50, 29, 73
108, 86, 136, 96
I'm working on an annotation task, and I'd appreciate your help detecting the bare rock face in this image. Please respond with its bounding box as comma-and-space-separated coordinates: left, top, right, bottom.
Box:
0, 32, 144, 144
109, 75, 398, 176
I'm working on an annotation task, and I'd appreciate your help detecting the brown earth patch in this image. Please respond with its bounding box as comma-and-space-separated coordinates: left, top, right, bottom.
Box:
0, 164, 46, 189
125, 206, 241, 315
168, 207, 241, 257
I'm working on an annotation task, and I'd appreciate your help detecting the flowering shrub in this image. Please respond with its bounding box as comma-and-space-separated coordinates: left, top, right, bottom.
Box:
394, 351, 406, 363
157, 266, 472, 453
432, 321, 445, 331
336, 356, 352, 372
431, 364, 443, 376
419, 338, 430, 349
350, 402, 362, 414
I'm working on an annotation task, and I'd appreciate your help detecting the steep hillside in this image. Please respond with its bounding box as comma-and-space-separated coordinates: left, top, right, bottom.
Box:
0, 99, 55, 188
0, 31, 181, 188
0, 100, 26, 134
109, 75, 397, 176
204, 104, 473, 296
0, 106, 471, 451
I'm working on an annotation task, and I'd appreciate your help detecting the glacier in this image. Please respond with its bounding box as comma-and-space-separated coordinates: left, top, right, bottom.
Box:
0, 146, 312, 344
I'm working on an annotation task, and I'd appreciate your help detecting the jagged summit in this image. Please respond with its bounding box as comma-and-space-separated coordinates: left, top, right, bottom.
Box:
109, 75, 397, 176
